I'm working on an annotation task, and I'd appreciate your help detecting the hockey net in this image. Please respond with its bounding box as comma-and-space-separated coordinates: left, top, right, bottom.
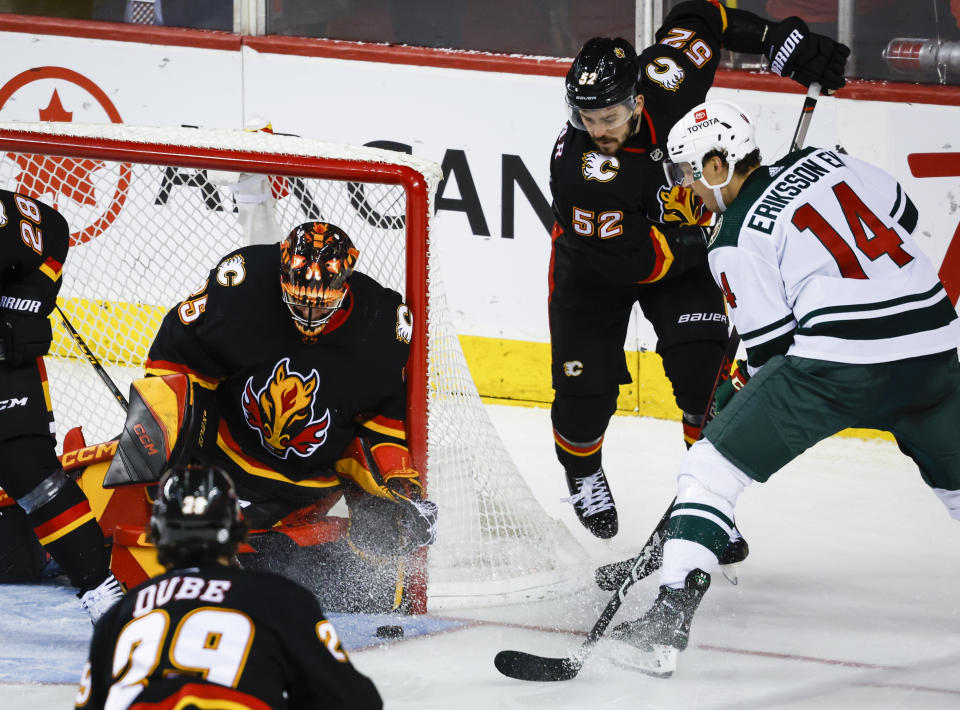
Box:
0, 122, 586, 609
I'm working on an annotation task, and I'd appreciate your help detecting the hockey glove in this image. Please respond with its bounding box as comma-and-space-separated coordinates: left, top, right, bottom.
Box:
347, 491, 438, 557
710, 359, 750, 418
0, 313, 53, 366
762, 17, 850, 92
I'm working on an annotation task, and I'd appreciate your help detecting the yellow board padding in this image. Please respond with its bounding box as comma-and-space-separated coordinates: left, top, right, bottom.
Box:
458, 334, 894, 443
48, 296, 168, 366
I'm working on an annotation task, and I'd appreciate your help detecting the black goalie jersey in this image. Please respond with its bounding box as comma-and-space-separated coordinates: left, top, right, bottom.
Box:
550, 1, 728, 285
75, 565, 382, 710
145, 244, 412, 498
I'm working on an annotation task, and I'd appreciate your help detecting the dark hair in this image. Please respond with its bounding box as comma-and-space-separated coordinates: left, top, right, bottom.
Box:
702, 147, 762, 176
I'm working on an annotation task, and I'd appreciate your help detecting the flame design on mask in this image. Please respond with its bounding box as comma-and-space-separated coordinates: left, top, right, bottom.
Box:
242, 358, 331, 459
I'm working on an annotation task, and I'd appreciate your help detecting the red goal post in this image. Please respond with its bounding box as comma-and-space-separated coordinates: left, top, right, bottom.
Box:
0, 121, 587, 609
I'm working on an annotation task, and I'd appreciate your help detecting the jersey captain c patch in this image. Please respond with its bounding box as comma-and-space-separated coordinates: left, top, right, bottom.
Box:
582, 152, 620, 182
241, 357, 331, 459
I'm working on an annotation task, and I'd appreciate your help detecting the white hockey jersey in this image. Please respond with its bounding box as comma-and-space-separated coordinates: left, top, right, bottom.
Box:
708, 147, 959, 367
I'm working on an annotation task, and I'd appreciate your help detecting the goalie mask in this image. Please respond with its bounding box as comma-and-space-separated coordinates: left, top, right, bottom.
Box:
150, 464, 246, 569
664, 100, 757, 212
565, 37, 640, 132
280, 222, 359, 340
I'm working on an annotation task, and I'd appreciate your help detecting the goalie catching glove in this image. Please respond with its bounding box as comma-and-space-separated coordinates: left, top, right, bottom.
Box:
762, 16, 849, 92
337, 436, 438, 556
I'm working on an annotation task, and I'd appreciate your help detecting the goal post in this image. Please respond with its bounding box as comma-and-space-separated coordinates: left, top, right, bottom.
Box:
0, 121, 587, 610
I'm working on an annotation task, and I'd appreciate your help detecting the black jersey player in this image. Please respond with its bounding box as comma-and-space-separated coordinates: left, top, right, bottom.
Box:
0, 188, 122, 621
76, 464, 382, 710
548, 1, 848, 540
143, 221, 437, 611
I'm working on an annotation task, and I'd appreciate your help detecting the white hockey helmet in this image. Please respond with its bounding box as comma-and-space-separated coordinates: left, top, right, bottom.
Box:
664, 100, 757, 204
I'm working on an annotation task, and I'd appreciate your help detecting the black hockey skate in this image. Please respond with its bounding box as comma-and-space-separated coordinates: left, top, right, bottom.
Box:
562, 467, 617, 539
608, 568, 711, 678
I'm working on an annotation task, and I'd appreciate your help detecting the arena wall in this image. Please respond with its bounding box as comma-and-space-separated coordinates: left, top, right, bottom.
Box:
2, 16, 958, 432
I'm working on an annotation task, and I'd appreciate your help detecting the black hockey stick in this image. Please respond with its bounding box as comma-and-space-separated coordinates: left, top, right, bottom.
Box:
494, 501, 673, 681
494, 328, 744, 682
593, 328, 743, 591
56, 305, 129, 412
789, 82, 821, 153
592, 83, 822, 593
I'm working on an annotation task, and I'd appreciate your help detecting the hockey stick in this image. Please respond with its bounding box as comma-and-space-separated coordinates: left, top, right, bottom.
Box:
593, 328, 743, 591
55, 305, 129, 412
494, 328, 744, 682
789, 82, 821, 153
496, 87, 823, 683
591, 83, 822, 593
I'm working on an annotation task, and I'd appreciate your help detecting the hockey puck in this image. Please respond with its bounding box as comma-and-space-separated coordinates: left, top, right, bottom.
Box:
375, 624, 404, 639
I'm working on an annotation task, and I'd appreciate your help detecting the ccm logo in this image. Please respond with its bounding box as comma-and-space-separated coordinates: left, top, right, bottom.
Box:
678, 313, 727, 323
694, 109, 708, 122
133, 423, 159, 456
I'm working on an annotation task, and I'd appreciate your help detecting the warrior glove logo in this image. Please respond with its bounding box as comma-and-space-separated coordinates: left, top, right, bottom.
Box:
242, 357, 331, 459
582, 152, 620, 182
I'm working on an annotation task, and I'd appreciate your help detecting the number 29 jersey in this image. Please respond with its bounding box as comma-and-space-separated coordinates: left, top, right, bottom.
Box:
709, 147, 959, 368
76, 565, 382, 710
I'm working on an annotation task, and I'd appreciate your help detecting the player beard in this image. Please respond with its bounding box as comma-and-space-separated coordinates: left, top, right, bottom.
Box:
590, 114, 641, 155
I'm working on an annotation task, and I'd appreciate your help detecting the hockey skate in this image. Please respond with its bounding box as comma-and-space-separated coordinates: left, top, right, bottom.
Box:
562, 467, 617, 538
608, 568, 711, 678
78, 573, 124, 624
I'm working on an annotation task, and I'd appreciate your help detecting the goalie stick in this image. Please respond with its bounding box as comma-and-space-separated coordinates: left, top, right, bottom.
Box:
494, 84, 822, 683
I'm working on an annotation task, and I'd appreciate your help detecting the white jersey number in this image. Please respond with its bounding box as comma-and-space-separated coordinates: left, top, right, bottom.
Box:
104, 608, 254, 710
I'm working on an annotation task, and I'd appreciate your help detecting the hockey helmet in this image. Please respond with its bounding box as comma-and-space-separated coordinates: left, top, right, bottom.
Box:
565, 37, 640, 131
150, 464, 246, 568
664, 100, 757, 209
280, 221, 359, 340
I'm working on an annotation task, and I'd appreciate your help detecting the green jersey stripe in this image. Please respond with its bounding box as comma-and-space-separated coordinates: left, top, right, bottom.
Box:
797, 283, 946, 327
796, 295, 957, 340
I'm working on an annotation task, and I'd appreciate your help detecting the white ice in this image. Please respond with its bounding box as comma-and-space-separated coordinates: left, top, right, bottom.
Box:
3, 403, 959, 709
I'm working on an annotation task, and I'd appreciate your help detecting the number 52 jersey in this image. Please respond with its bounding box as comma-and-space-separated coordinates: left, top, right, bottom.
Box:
709, 147, 959, 368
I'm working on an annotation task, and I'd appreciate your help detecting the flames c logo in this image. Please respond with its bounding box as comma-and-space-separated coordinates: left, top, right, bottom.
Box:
645, 57, 685, 91
242, 358, 331, 459
582, 152, 620, 182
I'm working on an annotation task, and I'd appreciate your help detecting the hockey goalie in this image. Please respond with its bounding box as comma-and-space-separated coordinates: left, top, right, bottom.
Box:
61, 221, 439, 614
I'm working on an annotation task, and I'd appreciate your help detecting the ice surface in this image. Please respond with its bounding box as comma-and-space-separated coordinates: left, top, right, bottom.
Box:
3, 404, 959, 709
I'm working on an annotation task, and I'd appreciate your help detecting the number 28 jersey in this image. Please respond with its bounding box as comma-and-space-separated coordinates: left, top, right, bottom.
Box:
709, 147, 959, 368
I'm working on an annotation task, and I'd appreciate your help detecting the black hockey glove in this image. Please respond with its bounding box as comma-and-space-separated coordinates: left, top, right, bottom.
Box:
0, 313, 53, 366
762, 17, 850, 92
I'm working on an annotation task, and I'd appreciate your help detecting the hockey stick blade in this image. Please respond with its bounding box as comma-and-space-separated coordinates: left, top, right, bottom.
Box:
493, 650, 582, 682
495, 503, 672, 682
